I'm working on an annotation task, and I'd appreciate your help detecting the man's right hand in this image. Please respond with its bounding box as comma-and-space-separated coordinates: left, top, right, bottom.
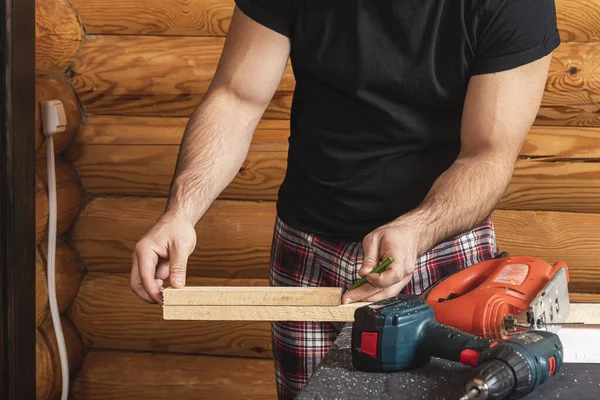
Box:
130, 212, 197, 305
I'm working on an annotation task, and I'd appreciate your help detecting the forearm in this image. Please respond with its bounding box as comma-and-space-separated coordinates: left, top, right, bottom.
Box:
398, 153, 514, 256
165, 89, 261, 224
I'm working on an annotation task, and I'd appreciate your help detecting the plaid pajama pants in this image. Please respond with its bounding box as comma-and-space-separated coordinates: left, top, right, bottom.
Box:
269, 215, 498, 400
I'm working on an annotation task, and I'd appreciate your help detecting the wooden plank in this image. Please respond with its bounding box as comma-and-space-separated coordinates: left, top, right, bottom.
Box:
36, 157, 84, 236
163, 286, 342, 306
70, 0, 600, 42
71, 350, 277, 400
493, 210, 600, 293
163, 302, 600, 324
569, 303, 600, 325
35, 77, 82, 159
70, 273, 273, 358
71, 197, 600, 292
71, 0, 234, 36
35, 0, 83, 74
70, 35, 294, 118
163, 303, 369, 321
70, 197, 275, 277
556, 0, 600, 42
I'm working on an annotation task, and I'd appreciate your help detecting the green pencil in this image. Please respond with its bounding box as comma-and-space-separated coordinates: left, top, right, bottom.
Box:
347, 257, 394, 291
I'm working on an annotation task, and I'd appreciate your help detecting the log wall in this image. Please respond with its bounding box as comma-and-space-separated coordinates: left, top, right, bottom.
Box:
35, 0, 86, 398
32, 0, 600, 398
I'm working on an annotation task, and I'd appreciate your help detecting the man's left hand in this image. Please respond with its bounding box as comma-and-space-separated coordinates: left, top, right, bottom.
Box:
341, 221, 419, 304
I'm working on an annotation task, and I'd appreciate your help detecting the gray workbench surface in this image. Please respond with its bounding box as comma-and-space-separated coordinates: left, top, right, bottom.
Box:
297, 324, 600, 400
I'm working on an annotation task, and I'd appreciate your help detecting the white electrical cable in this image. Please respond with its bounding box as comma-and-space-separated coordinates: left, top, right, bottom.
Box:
46, 132, 69, 400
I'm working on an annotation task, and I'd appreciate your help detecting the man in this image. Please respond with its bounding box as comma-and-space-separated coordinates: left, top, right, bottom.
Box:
130, 0, 560, 398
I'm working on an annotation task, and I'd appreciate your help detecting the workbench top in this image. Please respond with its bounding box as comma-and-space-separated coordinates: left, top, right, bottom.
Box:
297, 324, 600, 400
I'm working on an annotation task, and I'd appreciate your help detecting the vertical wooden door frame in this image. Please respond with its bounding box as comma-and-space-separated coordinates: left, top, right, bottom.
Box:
1, 0, 36, 398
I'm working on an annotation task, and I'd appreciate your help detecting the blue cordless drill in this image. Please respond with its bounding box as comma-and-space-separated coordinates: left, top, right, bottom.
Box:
351, 296, 563, 399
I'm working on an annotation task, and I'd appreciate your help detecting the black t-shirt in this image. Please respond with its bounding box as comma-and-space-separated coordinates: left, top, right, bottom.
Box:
234, 0, 560, 241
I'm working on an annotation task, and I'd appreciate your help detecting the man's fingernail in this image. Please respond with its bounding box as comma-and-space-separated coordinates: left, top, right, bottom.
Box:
173, 277, 184, 286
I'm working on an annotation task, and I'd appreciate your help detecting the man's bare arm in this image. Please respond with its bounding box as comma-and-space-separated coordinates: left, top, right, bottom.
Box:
343, 54, 552, 303
167, 7, 291, 225
131, 7, 291, 303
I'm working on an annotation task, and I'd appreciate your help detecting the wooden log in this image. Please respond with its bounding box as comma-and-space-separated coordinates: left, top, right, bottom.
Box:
68, 143, 600, 209
493, 210, 600, 293
38, 237, 84, 314
71, 0, 234, 36
38, 316, 85, 399
36, 329, 55, 400
521, 126, 600, 158
163, 286, 342, 306
36, 77, 82, 158
498, 160, 600, 213
543, 43, 600, 109
69, 273, 273, 358
570, 293, 600, 303
70, 197, 275, 278
35, 0, 83, 74
70, 0, 600, 42
36, 173, 49, 245
68, 143, 287, 199
36, 249, 49, 328
70, 35, 294, 119
71, 350, 277, 400
555, 0, 600, 42
71, 197, 600, 293
74, 115, 289, 148
36, 157, 84, 236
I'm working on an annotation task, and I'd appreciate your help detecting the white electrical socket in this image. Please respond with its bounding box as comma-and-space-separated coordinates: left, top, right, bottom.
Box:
40, 100, 67, 136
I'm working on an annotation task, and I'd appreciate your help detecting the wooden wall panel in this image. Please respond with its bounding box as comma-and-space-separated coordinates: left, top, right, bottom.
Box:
36, 157, 84, 236
72, 350, 277, 400
36, 77, 82, 159
521, 126, 600, 157
71, 0, 233, 36
35, 0, 83, 74
38, 238, 84, 314
70, 35, 294, 118
71, 0, 600, 42
71, 196, 600, 294
70, 273, 272, 358
71, 197, 275, 278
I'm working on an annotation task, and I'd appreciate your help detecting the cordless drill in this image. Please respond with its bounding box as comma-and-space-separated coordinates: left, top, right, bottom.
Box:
351, 295, 563, 399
